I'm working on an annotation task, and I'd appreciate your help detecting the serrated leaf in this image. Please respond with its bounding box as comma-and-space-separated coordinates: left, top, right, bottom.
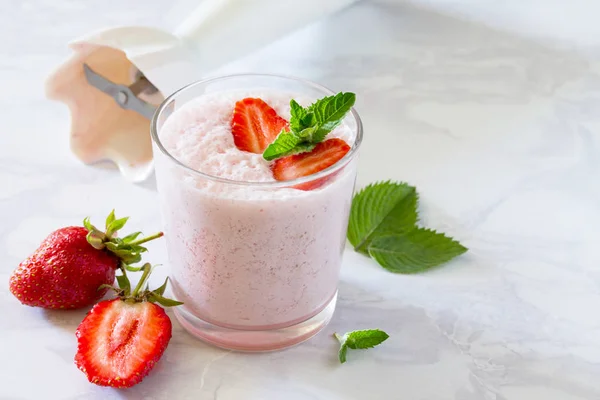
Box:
334, 329, 389, 364
263, 130, 299, 161
368, 228, 468, 273
263, 131, 318, 161
308, 92, 355, 132
105, 210, 116, 230
297, 125, 328, 144
347, 181, 418, 254
290, 100, 308, 132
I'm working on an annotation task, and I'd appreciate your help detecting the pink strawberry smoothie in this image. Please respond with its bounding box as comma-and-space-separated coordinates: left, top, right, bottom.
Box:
154, 90, 358, 345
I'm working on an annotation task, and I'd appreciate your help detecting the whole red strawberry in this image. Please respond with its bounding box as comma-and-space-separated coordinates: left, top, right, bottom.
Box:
9, 211, 163, 309
75, 264, 182, 388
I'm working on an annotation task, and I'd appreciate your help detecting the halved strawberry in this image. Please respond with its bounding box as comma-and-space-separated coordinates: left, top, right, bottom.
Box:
231, 98, 288, 153
75, 300, 171, 388
74, 264, 181, 388
271, 138, 351, 190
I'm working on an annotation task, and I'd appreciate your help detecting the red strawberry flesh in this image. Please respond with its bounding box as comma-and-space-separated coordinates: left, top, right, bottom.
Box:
271, 138, 351, 190
75, 299, 172, 388
231, 98, 288, 153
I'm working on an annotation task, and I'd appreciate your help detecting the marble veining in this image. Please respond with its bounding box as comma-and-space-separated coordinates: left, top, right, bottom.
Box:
1, 0, 599, 399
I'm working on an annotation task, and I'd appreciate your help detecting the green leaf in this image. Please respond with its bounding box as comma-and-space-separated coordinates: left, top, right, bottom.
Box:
83, 217, 93, 232
86, 231, 105, 250
153, 277, 169, 296
98, 284, 118, 292
121, 232, 142, 243
289, 99, 308, 132
334, 329, 389, 364
115, 251, 142, 264
104, 242, 119, 252
263, 130, 299, 161
105, 210, 116, 231
368, 228, 468, 273
347, 181, 418, 255
339, 343, 349, 364
344, 329, 389, 349
106, 217, 128, 237
116, 273, 131, 296
263, 131, 319, 161
297, 125, 328, 144
148, 292, 184, 307
124, 264, 145, 272
308, 92, 355, 133
262, 92, 355, 161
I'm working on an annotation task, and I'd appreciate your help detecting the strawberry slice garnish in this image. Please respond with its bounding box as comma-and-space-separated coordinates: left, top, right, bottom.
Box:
271, 138, 351, 190
74, 264, 181, 388
231, 98, 288, 153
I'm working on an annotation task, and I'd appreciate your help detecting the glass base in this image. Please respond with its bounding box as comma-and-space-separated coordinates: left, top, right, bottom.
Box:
173, 292, 337, 352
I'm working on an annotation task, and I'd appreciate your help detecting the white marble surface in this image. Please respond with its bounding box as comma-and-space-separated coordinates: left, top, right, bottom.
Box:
2, 0, 600, 399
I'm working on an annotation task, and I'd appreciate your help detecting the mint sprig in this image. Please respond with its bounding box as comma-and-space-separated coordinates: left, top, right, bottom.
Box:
347, 181, 467, 273
334, 329, 389, 364
263, 92, 355, 161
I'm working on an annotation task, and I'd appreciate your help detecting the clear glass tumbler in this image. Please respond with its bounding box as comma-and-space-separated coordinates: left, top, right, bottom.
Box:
151, 74, 363, 351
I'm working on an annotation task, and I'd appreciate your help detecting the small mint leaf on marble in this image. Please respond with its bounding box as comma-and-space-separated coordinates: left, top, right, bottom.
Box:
334, 329, 389, 364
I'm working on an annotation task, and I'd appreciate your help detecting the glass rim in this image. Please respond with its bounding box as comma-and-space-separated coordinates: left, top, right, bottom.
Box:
150, 73, 363, 188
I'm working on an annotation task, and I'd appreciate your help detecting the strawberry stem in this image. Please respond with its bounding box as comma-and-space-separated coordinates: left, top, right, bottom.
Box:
128, 232, 164, 247
131, 263, 152, 298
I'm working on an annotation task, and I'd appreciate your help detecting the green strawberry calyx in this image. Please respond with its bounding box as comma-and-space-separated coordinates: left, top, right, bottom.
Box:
83, 210, 164, 265
100, 263, 183, 307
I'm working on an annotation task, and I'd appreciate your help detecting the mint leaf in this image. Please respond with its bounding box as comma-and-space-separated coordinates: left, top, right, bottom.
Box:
263, 131, 298, 161
262, 131, 317, 161
289, 99, 309, 132
368, 228, 467, 273
347, 181, 418, 255
334, 329, 389, 364
309, 92, 356, 134
262, 92, 355, 161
